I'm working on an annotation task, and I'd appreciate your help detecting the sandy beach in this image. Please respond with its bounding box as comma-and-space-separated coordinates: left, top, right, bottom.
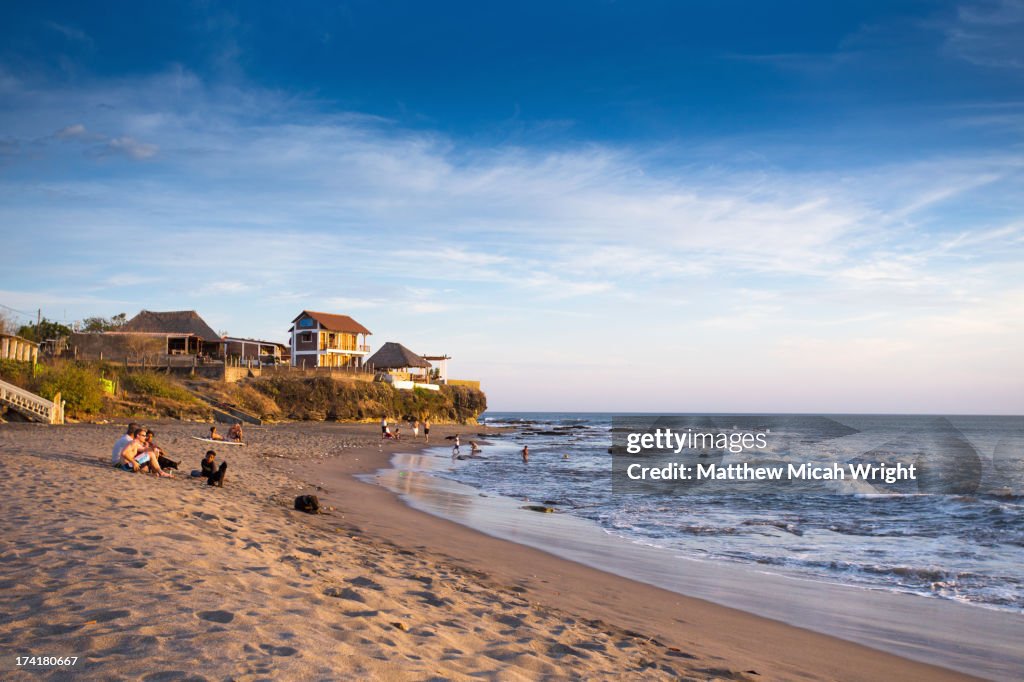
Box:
0, 422, 985, 680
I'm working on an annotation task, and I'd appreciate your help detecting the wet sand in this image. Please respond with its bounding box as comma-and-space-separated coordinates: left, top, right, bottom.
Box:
359, 449, 1023, 680
0, 422, 986, 680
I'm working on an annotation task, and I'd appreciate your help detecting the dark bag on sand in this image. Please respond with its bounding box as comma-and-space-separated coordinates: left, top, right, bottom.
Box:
294, 494, 321, 514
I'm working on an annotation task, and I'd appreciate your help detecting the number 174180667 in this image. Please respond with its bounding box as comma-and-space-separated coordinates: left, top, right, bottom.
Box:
16, 656, 79, 666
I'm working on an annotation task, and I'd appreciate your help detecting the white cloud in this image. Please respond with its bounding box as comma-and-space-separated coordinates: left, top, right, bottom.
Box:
1, 69, 1022, 411
104, 136, 158, 159
207, 281, 251, 294
55, 123, 87, 139
45, 22, 92, 46
944, 0, 1024, 69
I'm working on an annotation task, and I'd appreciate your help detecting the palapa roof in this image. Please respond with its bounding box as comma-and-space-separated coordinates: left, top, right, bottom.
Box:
365, 342, 431, 370
121, 310, 222, 342
290, 310, 372, 335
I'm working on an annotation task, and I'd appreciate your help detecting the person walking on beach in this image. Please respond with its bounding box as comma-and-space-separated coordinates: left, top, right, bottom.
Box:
413, 420, 420, 438
424, 420, 431, 443
381, 416, 388, 440
521, 445, 529, 464
452, 434, 460, 457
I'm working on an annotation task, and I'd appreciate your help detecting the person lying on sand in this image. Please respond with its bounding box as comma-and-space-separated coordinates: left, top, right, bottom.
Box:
228, 423, 243, 442
208, 426, 224, 441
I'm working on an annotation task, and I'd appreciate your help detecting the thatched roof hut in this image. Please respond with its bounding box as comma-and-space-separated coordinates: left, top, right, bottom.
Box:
122, 310, 221, 342
365, 342, 431, 370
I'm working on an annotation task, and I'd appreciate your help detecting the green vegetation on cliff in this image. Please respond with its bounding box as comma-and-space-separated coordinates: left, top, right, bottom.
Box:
0, 358, 486, 423
0, 360, 209, 420
250, 376, 486, 423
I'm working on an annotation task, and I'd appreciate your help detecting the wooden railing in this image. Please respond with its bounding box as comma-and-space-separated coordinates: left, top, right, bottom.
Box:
0, 379, 64, 424
318, 343, 371, 352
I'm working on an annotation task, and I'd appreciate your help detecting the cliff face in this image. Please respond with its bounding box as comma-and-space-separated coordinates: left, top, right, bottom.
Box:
251, 376, 487, 424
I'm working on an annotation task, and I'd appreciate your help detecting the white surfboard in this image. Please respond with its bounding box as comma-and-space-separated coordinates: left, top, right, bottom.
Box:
191, 436, 246, 446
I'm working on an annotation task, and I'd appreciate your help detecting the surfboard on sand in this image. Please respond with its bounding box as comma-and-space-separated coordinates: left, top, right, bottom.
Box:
191, 436, 245, 446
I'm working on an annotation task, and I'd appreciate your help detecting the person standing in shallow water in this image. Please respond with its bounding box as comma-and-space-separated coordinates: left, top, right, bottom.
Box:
424, 420, 431, 443
521, 445, 529, 463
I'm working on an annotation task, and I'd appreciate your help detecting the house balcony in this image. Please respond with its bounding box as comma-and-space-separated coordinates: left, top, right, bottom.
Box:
319, 344, 370, 355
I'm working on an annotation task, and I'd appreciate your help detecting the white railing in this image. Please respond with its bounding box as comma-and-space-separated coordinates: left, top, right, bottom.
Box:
0, 378, 65, 424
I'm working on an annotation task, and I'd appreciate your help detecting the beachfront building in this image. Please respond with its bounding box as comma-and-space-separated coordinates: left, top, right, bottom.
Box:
289, 310, 371, 368
365, 342, 440, 391
69, 310, 225, 361
223, 336, 287, 364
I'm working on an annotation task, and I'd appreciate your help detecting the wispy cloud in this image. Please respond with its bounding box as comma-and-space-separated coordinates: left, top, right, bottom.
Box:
55, 123, 87, 139
101, 136, 158, 159
45, 21, 93, 46
943, 0, 1024, 69
0, 68, 1021, 410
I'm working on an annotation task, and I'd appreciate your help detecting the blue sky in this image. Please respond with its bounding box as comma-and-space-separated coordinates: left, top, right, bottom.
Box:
1, 1, 1022, 412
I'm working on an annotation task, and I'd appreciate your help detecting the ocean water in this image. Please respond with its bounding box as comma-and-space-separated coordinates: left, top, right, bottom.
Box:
434, 412, 1024, 613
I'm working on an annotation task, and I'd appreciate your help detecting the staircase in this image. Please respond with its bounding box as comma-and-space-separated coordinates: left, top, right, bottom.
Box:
182, 385, 262, 425
0, 379, 65, 424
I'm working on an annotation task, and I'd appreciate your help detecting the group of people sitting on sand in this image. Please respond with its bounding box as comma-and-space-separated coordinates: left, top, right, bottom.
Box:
111, 423, 227, 486
110, 423, 177, 477
207, 423, 244, 442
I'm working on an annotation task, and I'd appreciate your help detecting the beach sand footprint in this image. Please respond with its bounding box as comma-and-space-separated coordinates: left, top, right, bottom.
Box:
259, 643, 298, 657
346, 576, 384, 591
324, 586, 365, 603
142, 672, 210, 682
197, 610, 235, 624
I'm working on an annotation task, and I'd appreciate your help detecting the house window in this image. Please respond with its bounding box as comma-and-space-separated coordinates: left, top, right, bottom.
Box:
300, 332, 312, 343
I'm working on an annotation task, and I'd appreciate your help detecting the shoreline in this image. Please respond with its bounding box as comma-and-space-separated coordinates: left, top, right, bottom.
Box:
0, 422, 992, 680
351, 446, 1023, 679
308, 432, 990, 681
